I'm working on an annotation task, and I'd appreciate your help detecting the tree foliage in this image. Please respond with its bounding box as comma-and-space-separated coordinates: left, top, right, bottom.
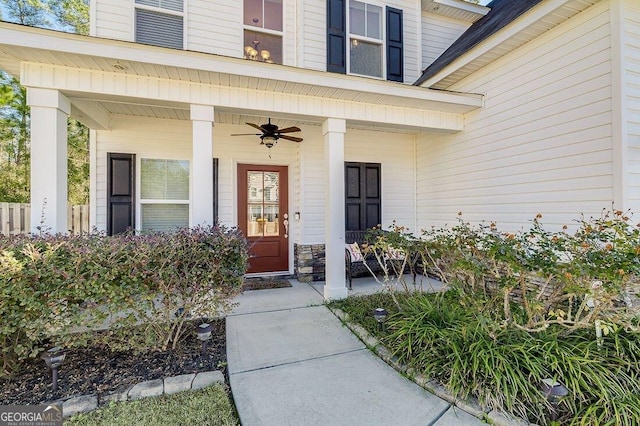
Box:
47, 0, 89, 34
0, 0, 90, 203
1, 0, 50, 26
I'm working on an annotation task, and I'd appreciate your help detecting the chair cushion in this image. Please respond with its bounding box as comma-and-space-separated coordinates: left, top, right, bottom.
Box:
345, 242, 364, 262
387, 246, 405, 260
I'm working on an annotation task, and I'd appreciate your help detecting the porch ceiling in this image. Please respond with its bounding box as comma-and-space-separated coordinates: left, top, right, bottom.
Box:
419, 0, 600, 89
0, 22, 483, 134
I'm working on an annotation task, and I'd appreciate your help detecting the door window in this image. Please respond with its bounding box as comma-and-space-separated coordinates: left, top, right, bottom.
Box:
247, 171, 280, 237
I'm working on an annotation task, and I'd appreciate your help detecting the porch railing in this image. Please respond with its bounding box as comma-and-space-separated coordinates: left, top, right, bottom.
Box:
0, 203, 90, 236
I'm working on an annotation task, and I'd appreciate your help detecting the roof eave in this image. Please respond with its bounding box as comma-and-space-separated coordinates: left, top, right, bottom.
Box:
415, 0, 587, 89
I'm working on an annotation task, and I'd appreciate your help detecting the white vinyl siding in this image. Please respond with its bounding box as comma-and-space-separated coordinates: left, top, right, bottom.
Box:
299, 1, 327, 71
417, 1, 614, 231
188, 0, 242, 57
624, 0, 640, 212
421, 12, 471, 70
92, 1, 132, 40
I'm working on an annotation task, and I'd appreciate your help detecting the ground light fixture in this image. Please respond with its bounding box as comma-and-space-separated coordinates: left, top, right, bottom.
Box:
41, 347, 65, 392
197, 322, 214, 356
540, 378, 569, 421
373, 308, 388, 331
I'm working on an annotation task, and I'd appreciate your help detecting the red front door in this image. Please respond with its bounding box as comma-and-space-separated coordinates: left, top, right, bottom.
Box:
238, 164, 289, 273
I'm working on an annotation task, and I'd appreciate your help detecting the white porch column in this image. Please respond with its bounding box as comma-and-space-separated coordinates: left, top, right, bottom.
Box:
323, 118, 348, 300
190, 104, 214, 226
27, 88, 70, 233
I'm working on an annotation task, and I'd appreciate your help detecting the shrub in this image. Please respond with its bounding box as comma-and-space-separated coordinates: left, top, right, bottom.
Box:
0, 225, 248, 377
367, 210, 640, 333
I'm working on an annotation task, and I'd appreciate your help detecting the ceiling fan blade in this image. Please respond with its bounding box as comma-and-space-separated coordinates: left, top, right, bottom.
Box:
277, 126, 301, 134
231, 133, 261, 136
279, 135, 303, 142
246, 122, 264, 132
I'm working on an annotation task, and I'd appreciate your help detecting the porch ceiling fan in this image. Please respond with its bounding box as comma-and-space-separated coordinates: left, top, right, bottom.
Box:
231, 118, 303, 155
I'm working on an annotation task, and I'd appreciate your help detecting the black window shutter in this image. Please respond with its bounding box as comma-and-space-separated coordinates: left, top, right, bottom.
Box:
327, 0, 346, 74
213, 158, 219, 224
386, 7, 403, 82
345, 162, 381, 231
107, 153, 135, 235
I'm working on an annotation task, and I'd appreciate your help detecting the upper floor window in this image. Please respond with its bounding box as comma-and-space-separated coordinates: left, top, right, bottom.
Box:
349, 1, 382, 78
243, 0, 282, 64
135, 0, 184, 50
327, 0, 403, 82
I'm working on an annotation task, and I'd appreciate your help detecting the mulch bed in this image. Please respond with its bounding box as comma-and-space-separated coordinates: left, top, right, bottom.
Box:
0, 318, 227, 406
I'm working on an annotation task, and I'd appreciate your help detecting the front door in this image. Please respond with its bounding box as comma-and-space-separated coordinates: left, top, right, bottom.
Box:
238, 164, 289, 273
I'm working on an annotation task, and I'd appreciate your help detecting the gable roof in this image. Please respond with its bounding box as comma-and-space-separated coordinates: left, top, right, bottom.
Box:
414, 0, 544, 87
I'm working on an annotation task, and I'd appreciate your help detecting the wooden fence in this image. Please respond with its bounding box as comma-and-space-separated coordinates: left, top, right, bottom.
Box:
0, 203, 90, 236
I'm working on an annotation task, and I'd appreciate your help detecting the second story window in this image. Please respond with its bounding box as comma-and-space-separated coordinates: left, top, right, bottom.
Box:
327, 0, 403, 82
135, 0, 184, 50
243, 0, 283, 64
349, 1, 382, 78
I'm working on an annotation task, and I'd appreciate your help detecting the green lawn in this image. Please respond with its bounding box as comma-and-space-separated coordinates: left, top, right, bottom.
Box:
67, 383, 239, 426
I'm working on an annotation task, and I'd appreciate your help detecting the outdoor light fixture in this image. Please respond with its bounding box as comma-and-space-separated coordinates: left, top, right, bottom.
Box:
261, 135, 277, 149
196, 322, 213, 356
373, 308, 388, 331
540, 378, 569, 421
41, 347, 65, 392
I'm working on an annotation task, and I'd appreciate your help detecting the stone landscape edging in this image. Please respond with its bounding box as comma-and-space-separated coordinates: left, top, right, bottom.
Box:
329, 307, 535, 426
49, 370, 224, 418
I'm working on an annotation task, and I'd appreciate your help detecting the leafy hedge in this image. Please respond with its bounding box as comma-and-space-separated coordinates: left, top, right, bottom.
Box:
0, 225, 248, 377
364, 210, 640, 334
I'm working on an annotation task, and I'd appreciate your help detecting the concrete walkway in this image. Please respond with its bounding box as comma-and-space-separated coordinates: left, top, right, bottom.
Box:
226, 279, 483, 426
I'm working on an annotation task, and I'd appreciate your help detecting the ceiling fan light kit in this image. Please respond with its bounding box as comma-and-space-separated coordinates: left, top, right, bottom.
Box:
231, 118, 303, 157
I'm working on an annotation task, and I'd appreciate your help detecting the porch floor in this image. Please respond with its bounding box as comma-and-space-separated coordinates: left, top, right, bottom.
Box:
226, 277, 482, 426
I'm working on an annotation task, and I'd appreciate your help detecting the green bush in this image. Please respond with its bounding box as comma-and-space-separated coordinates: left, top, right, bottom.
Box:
0, 225, 248, 377
367, 210, 640, 333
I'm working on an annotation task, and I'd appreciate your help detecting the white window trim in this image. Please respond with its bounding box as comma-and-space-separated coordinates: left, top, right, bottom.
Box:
136, 157, 191, 232
346, 0, 387, 80
132, 0, 187, 50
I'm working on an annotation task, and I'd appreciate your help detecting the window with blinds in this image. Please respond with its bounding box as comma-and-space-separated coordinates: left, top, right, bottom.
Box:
140, 159, 189, 232
135, 0, 184, 50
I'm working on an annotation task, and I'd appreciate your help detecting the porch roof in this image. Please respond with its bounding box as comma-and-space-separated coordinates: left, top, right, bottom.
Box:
0, 22, 483, 134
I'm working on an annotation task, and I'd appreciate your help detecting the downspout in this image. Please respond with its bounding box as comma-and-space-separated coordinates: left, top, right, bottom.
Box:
609, 0, 627, 210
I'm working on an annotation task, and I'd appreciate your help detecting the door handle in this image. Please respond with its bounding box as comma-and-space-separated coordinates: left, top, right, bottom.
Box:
283, 213, 289, 239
